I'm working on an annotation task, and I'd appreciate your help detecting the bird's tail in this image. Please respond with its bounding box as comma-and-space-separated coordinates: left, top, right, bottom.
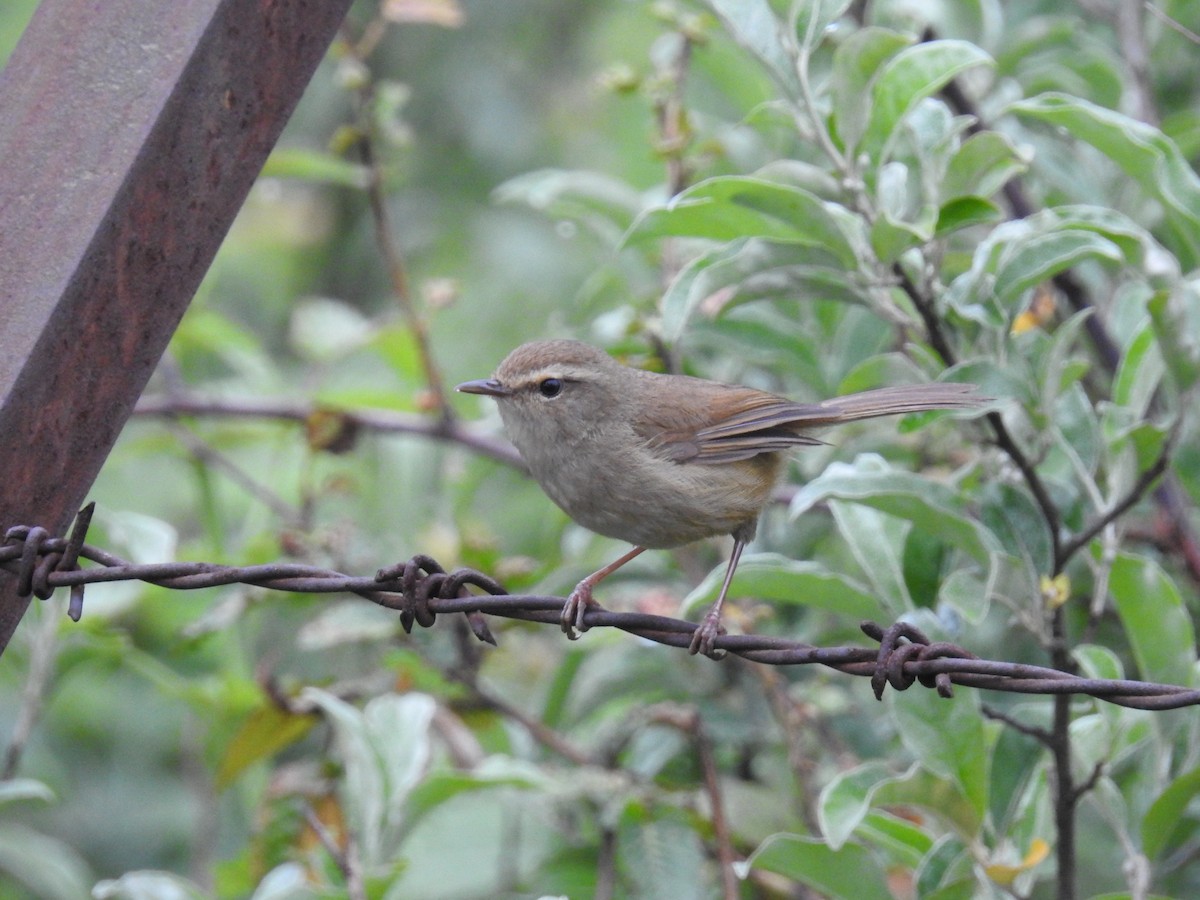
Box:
822, 382, 987, 422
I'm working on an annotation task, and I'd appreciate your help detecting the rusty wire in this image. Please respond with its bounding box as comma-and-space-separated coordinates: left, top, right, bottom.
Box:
3, 504, 1199, 711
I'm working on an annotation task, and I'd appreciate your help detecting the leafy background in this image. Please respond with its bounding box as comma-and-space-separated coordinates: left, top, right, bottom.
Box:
3, 0, 1200, 898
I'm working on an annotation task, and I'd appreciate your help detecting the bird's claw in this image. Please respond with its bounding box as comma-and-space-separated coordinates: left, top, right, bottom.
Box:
688, 612, 727, 659
560, 583, 595, 640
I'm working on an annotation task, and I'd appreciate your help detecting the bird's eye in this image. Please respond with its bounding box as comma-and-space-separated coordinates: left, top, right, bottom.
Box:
537, 378, 564, 398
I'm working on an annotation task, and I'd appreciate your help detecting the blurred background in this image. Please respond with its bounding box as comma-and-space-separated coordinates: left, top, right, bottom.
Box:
3, 0, 1200, 897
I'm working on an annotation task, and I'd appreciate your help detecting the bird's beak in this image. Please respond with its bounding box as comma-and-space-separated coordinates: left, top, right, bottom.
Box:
456, 378, 513, 397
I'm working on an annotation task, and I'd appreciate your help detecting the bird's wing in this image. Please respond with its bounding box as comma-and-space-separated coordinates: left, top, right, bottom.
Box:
639, 389, 825, 465
640, 382, 981, 466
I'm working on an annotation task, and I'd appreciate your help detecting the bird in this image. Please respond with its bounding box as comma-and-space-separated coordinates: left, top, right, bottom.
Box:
457, 339, 984, 656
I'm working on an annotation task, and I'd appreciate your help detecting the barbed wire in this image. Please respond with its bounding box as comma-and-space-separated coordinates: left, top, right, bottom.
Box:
3, 504, 1198, 711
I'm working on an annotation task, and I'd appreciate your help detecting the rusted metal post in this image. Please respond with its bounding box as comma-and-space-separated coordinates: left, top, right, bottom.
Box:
0, 0, 353, 653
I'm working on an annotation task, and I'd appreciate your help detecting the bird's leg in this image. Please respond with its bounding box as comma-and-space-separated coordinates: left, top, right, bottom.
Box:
688, 537, 746, 658
560, 546, 647, 639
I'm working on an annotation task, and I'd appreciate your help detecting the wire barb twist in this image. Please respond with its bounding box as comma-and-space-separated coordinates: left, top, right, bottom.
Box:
3, 504, 1199, 710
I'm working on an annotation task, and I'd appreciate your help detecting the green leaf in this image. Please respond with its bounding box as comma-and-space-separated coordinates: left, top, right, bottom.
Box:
914, 834, 975, 900
829, 500, 913, 612
619, 810, 709, 899
1112, 318, 1163, 417
1040, 308, 1094, 402
837, 352, 929, 395
625, 176, 858, 265
1054, 381, 1102, 475
937, 568, 991, 624
980, 482, 1053, 576
873, 767, 983, 838
541, 647, 586, 730
216, 704, 318, 790
789, 0, 854, 54
261, 147, 369, 188
93, 871, 209, 900
741, 833, 892, 899
299, 689, 438, 864
791, 455, 998, 569
1148, 287, 1200, 392
1107, 553, 1196, 687
1009, 93, 1200, 266
249, 863, 311, 900
289, 297, 375, 362
704, 0, 805, 99
858, 810, 934, 870
1142, 767, 1200, 860
660, 238, 864, 341
494, 168, 644, 245
1074, 643, 1125, 682
935, 197, 1001, 237
942, 131, 1029, 202
994, 230, 1122, 309
944, 208, 1146, 317
818, 761, 897, 850
871, 213, 928, 263
681, 553, 889, 621
0, 823, 93, 900
0, 778, 55, 806
405, 758, 544, 832
832, 27, 912, 152
858, 40, 993, 162
887, 686, 990, 820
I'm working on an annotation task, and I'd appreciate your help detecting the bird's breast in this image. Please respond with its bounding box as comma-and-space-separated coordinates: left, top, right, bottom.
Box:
523, 437, 783, 548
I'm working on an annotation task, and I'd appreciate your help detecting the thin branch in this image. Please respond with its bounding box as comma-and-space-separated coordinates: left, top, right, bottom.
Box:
1071, 760, 1106, 804
752, 665, 823, 830
303, 803, 366, 900
894, 265, 1065, 562
340, 21, 454, 423
654, 32, 695, 199
462, 679, 594, 767
981, 704, 1053, 746
163, 419, 302, 525
1145, 2, 1200, 44
689, 713, 740, 900
1, 601, 60, 779
637, 705, 739, 899
1049, 608, 1078, 900
1115, 2, 1159, 125
133, 394, 523, 469
595, 826, 618, 900
1059, 421, 1177, 565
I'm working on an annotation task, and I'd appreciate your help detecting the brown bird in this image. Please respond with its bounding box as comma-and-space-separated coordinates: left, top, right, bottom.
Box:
457, 340, 984, 656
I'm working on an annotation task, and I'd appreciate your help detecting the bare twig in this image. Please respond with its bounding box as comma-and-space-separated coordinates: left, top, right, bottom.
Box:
162, 419, 302, 525
894, 265, 1066, 564
981, 704, 1053, 745
134, 394, 523, 469
463, 679, 593, 767
1048, 607, 1079, 900
654, 32, 695, 200
303, 803, 366, 900
1, 600, 60, 779
639, 705, 739, 898
688, 712, 740, 900
1059, 420, 1177, 565
1145, 2, 1200, 44
339, 20, 454, 422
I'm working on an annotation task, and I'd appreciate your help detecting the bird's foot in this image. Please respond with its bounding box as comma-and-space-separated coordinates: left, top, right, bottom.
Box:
560, 582, 597, 640
688, 611, 727, 659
